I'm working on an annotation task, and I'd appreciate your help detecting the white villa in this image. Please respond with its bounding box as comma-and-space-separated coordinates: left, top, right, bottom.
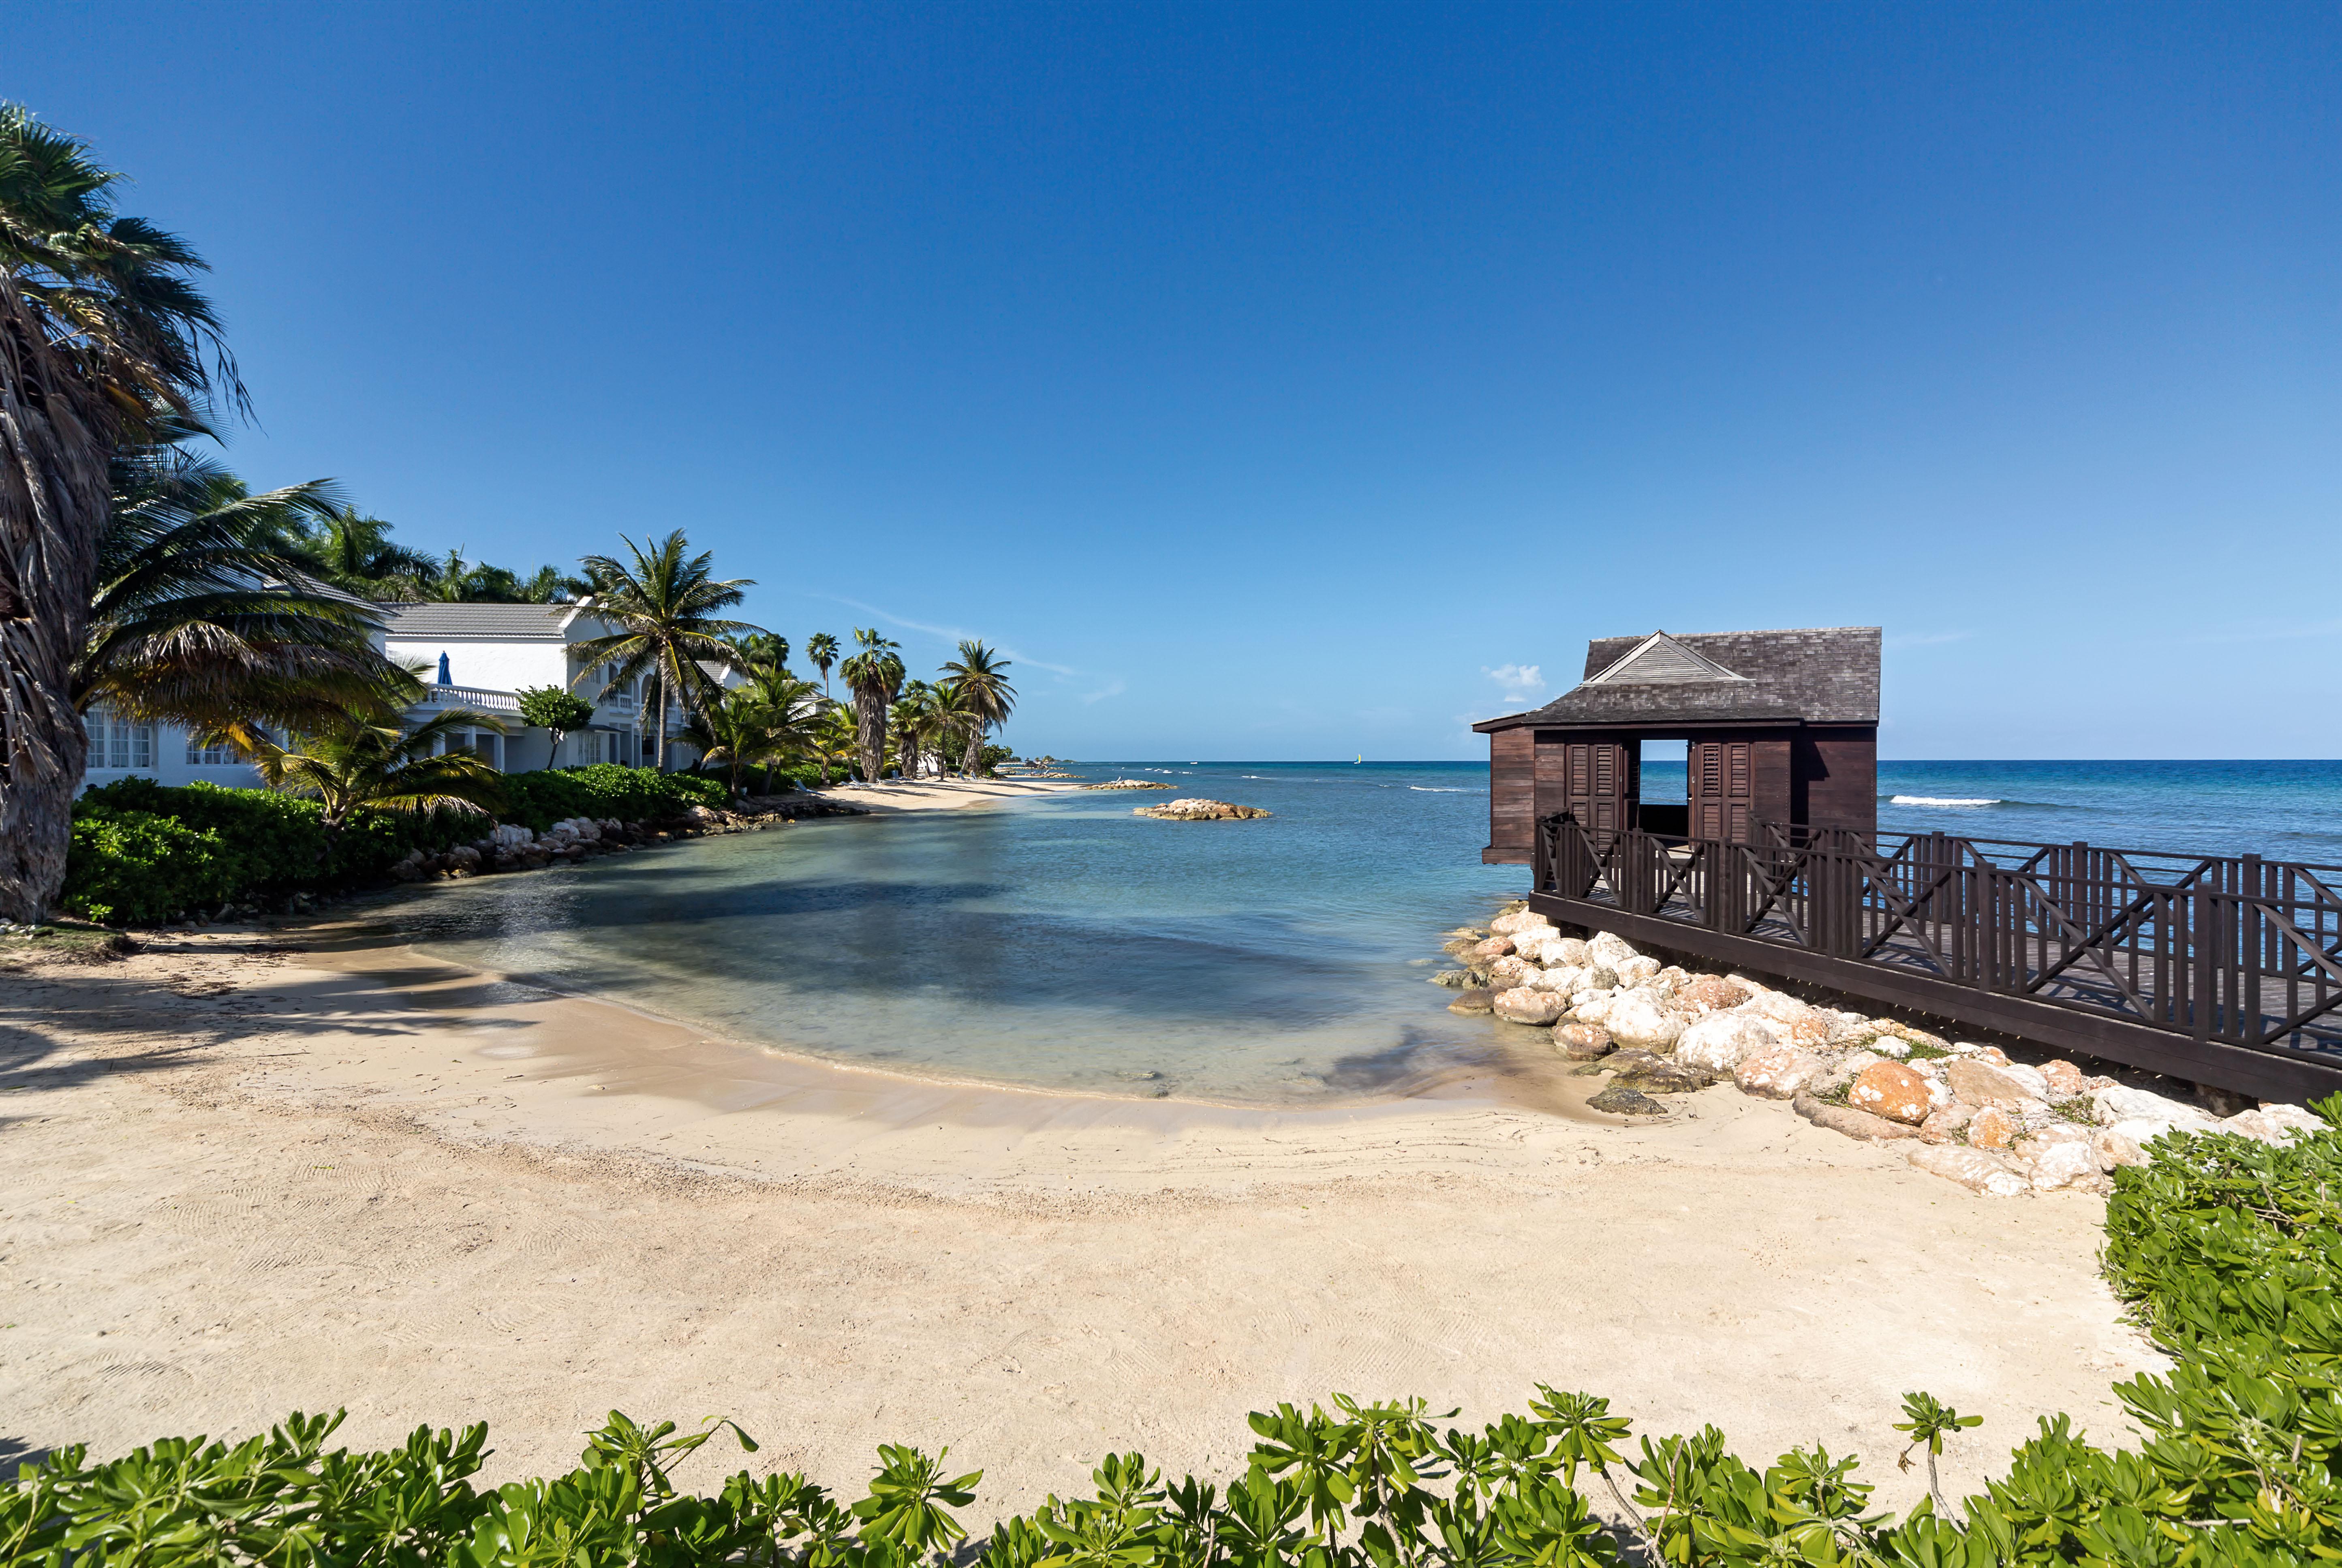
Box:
79, 601, 717, 793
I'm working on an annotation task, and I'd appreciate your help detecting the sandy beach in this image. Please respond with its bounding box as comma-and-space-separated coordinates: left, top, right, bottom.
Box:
806, 777, 1089, 813
0, 914, 2165, 1516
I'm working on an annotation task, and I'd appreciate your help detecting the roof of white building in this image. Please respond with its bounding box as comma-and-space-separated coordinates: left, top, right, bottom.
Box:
380, 603, 595, 639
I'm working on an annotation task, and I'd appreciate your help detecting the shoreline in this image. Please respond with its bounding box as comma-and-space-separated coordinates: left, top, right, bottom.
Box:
0, 919, 2165, 1516
803, 777, 1090, 813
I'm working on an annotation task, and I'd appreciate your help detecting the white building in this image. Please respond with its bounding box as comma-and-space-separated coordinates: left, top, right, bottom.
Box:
80, 600, 722, 794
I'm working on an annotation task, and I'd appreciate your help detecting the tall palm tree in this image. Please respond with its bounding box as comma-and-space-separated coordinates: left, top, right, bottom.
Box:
679, 687, 775, 801
2, 104, 248, 920
838, 627, 904, 783
83, 432, 406, 738
940, 640, 1017, 777
805, 631, 840, 701
242, 706, 506, 851
924, 679, 977, 777
567, 531, 756, 773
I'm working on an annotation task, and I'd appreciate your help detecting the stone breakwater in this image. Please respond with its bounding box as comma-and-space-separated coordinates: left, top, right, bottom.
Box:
1133, 798, 1272, 820
387, 797, 866, 883
1435, 905, 2327, 1199
1085, 778, 1176, 790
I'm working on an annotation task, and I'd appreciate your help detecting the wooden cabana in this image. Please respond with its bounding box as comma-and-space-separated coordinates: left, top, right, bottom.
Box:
1473, 627, 1881, 864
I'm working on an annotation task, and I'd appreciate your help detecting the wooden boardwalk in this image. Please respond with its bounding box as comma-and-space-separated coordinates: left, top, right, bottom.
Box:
1529, 817, 2342, 1103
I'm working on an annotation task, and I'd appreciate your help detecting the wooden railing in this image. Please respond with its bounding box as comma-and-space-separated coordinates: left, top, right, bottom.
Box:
1532, 815, 2342, 1065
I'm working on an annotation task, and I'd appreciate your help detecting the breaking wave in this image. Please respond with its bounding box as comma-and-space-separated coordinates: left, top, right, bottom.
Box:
1889, 795, 2002, 807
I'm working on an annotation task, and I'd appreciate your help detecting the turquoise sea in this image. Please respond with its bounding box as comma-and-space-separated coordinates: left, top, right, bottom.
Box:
378, 759, 2342, 1106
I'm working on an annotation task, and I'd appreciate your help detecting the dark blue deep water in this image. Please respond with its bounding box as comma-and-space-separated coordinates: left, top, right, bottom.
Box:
373, 758, 2340, 1104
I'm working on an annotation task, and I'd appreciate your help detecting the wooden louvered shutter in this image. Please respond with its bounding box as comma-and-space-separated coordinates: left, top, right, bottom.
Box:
1690, 742, 1753, 842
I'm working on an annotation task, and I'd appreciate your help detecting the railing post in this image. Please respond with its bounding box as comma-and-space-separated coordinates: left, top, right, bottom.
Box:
2192, 881, 2215, 1043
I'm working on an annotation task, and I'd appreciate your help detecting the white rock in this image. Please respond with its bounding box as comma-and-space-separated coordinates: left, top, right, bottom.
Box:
1675, 1014, 1784, 1075
1488, 911, 1542, 935
2223, 1104, 2327, 1144
1735, 1042, 1824, 1098
2092, 1117, 2209, 1170
2090, 1086, 2215, 1129
1538, 964, 1592, 995
1738, 990, 1818, 1025
1603, 987, 1687, 1052
1613, 955, 1662, 987
492, 823, 533, 849
1866, 1035, 1913, 1060
1571, 992, 1618, 1027
1907, 1144, 2025, 1196
1492, 987, 1568, 1026
2028, 1142, 2098, 1190
1545, 937, 1590, 967
1587, 931, 1640, 971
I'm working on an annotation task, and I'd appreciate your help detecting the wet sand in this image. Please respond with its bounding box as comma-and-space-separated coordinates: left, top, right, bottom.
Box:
808, 777, 1087, 813
0, 925, 2163, 1517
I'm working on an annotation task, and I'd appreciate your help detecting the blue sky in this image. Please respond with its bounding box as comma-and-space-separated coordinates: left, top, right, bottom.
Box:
13, 3, 2338, 759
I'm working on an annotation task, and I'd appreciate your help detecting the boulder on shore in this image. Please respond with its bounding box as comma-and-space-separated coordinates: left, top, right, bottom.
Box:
1793, 1092, 1919, 1143
1134, 798, 1271, 820
1588, 1083, 1667, 1116
1492, 987, 1568, 1026
1447, 988, 1495, 1015
1602, 987, 1686, 1051
1551, 1022, 1614, 1059
1675, 1013, 1780, 1075
1846, 1060, 1933, 1125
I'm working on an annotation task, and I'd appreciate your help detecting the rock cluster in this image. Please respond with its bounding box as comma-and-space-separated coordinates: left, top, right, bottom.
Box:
1086, 779, 1175, 790
1133, 799, 1272, 821
1439, 905, 2329, 1198
388, 799, 845, 885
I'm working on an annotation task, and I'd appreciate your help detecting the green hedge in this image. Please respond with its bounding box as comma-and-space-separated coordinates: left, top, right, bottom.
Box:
63, 768, 731, 925
7, 1105, 2339, 1565
496, 764, 727, 831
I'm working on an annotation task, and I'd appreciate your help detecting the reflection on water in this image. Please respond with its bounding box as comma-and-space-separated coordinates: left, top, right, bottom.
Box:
368, 762, 1527, 1105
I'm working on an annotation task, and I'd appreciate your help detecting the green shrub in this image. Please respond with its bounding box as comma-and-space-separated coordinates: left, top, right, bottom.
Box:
11, 1107, 2340, 1565
64, 808, 237, 926
496, 764, 727, 831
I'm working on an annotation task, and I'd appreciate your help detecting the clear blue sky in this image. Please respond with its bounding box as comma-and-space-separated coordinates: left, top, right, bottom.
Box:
14, 3, 2338, 759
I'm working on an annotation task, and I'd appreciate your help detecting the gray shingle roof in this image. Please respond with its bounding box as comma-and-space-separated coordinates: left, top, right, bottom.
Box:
379, 603, 588, 639
1476, 626, 1880, 731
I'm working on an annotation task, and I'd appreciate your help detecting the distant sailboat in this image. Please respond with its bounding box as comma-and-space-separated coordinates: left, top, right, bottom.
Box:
1354, 754, 1364, 764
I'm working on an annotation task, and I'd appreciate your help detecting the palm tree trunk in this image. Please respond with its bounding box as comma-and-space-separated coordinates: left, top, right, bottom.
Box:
855, 685, 885, 783
650, 668, 667, 772
0, 283, 116, 923
961, 722, 985, 778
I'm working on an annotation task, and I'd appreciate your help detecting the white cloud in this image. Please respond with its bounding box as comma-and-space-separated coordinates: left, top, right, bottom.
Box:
1080, 679, 1127, 705
1482, 663, 1545, 701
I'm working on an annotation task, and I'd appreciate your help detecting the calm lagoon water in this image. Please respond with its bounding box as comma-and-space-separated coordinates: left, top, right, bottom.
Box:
377, 758, 2342, 1105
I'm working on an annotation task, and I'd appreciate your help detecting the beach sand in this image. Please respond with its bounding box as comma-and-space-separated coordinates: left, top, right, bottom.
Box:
805, 777, 1088, 813
0, 925, 2164, 1517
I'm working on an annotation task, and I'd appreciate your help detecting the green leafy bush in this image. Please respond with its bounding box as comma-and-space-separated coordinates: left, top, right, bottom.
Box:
11, 1104, 2341, 1565
495, 764, 728, 831
63, 808, 237, 926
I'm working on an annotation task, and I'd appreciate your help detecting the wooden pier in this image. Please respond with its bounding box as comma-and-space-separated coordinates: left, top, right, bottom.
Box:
1529, 815, 2342, 1103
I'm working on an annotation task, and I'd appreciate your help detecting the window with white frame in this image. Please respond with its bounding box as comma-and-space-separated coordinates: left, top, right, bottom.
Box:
83, 707, 155, 771
186, 736, 242, 766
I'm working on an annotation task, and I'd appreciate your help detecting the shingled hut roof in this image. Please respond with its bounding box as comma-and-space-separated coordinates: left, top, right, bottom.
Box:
1473, 627, 1880, 732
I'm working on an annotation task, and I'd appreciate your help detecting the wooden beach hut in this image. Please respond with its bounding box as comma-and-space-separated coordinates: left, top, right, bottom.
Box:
1471, 625, 2342, 1102
1473, 627, 1880, 865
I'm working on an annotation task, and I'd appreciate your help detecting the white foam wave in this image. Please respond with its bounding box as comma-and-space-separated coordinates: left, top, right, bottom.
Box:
1891, 795, 2002, 807
1409, 786, 1473, 793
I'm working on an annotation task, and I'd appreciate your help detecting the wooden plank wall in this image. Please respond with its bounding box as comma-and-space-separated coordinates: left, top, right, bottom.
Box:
1484, 727, 1535, 863
1800, 726, 1878, 835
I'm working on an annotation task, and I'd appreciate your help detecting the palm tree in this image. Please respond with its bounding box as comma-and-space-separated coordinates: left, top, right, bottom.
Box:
890, 683, 936, 779
805, 631, 840, 701
740, 668, 823, 793
807, 701, 856, 787
727, 631, 790, 676
924, 680, 978, 777
1, 103, 244, 921
81, 432, 407, 739
242, 706, 506, 851
838, 628, 904, 783
679, 687, 776, 800
940, 641, 1017, 777
303, 505, 436, 599
568, 531, 756, 772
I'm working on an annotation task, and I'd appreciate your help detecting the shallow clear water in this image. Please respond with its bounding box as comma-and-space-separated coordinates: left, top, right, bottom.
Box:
373, 762, 1524, 1106
373, 757, 2342, 1105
